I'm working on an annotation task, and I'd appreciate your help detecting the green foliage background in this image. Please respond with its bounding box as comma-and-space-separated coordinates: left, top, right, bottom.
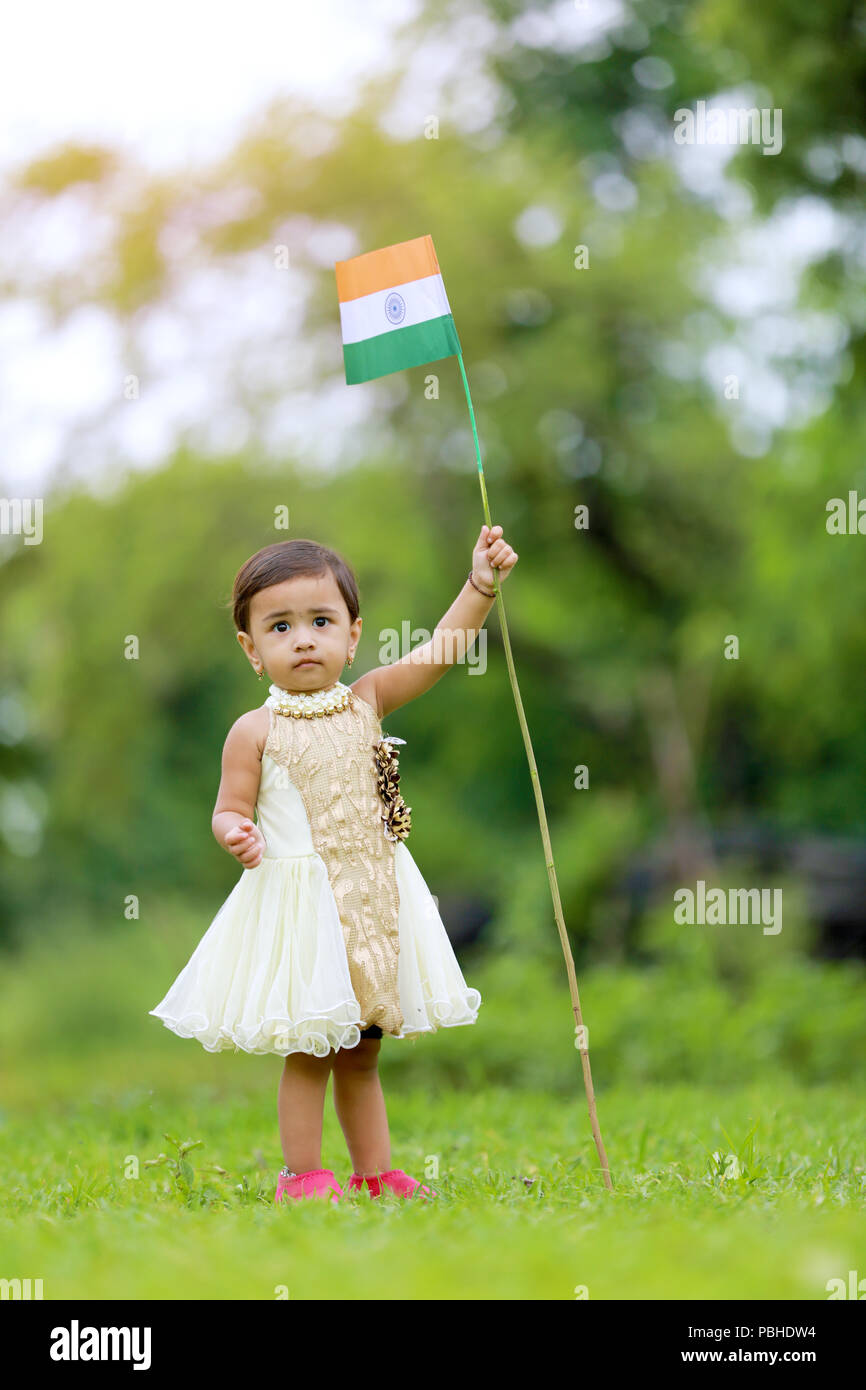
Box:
1, 0, 865, 1088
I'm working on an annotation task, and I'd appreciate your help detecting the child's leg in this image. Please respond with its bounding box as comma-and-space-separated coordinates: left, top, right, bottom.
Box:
331, 1037, 391, 1175
278, 1051, 333, 1172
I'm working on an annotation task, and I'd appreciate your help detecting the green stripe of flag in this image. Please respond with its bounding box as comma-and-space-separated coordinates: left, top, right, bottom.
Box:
342, 314, 461, 385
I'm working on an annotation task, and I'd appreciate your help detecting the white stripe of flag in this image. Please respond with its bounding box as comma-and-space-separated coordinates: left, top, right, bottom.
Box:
339, 273, 452, 345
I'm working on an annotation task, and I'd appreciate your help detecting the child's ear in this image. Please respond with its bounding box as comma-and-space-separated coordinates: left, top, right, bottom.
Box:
236, 630, 256, 663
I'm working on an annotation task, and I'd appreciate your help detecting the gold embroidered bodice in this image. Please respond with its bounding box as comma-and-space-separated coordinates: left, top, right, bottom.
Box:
262, 690, 403, 1034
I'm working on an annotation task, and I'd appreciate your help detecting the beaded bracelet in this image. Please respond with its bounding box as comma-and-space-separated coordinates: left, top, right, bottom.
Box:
468, 569, 496, 598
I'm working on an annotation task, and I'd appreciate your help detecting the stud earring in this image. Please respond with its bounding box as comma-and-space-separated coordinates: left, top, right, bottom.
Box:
347, 654, 354, 667
256, 667, 264, 680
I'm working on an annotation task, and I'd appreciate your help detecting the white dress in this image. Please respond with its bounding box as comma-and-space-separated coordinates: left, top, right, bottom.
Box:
149, 683, 482, 1057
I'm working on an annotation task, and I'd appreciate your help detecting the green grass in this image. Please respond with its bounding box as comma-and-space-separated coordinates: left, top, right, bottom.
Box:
1, 916, 864, 1299
1, 1077, 863, 1299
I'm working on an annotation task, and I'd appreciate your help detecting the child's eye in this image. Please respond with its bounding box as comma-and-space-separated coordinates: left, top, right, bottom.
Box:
272, 617, 329, 632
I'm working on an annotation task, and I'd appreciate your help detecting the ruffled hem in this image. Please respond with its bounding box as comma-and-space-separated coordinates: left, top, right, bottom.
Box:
149, 844, 482, 1056
389, 988, 483, 1039
150, 988, 483, 1053
148, 1005, 364, 1058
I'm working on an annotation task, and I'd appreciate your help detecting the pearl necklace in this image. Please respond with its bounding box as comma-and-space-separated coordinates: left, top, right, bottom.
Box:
266, 680, 353, 719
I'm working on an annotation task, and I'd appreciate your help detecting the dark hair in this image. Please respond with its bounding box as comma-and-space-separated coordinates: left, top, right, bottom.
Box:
228, 539, 360, 635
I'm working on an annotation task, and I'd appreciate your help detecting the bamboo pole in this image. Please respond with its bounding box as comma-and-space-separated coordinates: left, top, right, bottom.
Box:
456, 349, 613, 1192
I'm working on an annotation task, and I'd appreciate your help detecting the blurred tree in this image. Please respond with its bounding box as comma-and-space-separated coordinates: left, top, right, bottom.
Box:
1, 0, 865, 964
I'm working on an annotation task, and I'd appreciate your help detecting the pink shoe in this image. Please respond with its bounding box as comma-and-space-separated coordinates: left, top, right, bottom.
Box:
275, 1167, 343, 1206
347, 1168, 438, 1200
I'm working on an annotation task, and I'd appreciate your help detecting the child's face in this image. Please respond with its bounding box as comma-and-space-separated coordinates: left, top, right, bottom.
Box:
238, 570, 362, 692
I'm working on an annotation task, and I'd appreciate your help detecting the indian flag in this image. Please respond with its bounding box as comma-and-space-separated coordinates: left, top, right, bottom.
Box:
335, 234, 461, 385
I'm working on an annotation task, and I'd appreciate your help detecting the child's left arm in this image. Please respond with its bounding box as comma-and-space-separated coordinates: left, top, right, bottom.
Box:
355, 524, 517, 720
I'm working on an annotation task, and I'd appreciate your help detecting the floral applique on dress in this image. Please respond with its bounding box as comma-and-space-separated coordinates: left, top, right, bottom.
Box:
373, 735, 412, 843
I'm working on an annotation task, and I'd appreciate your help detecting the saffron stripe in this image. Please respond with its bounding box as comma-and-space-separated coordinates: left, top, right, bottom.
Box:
335, 234, 441, 303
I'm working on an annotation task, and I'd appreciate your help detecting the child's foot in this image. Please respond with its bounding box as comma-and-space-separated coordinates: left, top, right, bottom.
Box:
347, 1169, 437, 1200
275, 1167, 343, 1206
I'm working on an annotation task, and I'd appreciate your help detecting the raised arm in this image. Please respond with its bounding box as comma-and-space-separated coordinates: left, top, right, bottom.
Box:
354, 524, 518, 720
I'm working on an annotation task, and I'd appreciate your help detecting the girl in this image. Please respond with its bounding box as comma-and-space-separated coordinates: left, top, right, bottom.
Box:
150, 523, 518, 1205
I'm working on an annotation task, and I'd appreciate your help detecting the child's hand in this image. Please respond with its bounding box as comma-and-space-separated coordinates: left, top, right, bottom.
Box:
224, 818, 266, 868
472, 524, 518, 592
